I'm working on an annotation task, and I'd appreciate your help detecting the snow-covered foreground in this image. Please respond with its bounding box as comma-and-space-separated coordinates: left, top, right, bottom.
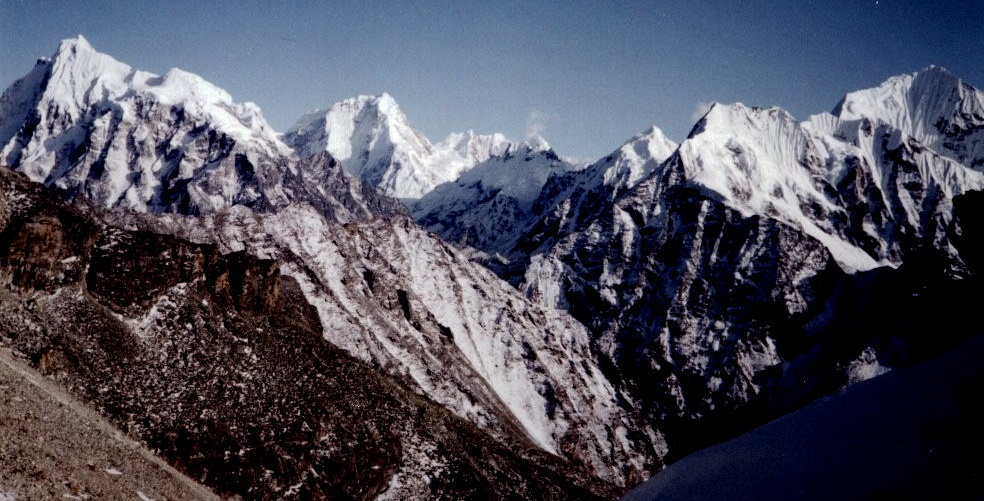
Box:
622, 333, 984, 500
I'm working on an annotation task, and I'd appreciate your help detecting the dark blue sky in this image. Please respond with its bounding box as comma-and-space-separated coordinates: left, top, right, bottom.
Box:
2, 0, 981, 159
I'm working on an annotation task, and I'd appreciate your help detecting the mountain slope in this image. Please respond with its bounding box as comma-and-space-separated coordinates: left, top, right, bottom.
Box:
0, 346, 221, 501
126, 174, 664, 485
411, 136, 578, 256
834, 65, 984, 168
506, 126, 678, 282
0, 166, 621, 500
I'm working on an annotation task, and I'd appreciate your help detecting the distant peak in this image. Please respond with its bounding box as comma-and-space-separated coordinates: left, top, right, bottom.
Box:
162, 67, 195, 79
834, 66, 975, 122
331, 93, 406, 121
521, 134, 551, 153
920, 64, 952, 76
704, 102, 793, 120
637, 125, 671, 141
57, 35, 94, 55
378, 91, 395, 103
374, 92, 400, 115
911, 65, 962, 88
684, 102, 798, 141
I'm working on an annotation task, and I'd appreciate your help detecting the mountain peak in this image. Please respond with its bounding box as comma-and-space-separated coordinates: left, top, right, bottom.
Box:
283, 92, 437, 197
375, 91, 398, 112
635, 124, 673, 144
693, 102, 798, 140
0, 36, 291, 211
834, 67, 967, 118
520, 133, 551, 153
832, 67, 984, 160
335, 93, 405, 120
57, 34, 94, 55
918, 64, 955, 77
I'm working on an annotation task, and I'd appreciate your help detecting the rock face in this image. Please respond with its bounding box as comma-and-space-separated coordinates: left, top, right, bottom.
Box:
124, 175, 663, 486
0, 167, 618, 500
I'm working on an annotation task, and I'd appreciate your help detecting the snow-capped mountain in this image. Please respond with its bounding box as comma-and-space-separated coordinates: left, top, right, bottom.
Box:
0, 35, 293, 214
283, 93, 514, 199
834, 65, 984, 168
510, 66, 984, 458
674, 98, 984, 272
0, 36, 663, 494
510, 126, 678, 271
411, 126, 678, 283
411, 135, 579, 256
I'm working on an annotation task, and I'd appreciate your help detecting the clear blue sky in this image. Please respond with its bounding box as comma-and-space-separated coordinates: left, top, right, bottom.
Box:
2, 0, 981, 160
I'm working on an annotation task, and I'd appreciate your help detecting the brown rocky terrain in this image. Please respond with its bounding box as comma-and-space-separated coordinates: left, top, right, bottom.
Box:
0, 346, 220, 501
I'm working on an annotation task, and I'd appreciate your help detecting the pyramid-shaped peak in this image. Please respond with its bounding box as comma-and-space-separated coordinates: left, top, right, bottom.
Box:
623, 125, 677, 158
909, 65, 966, 92
326, 93, 411, 125
376, 91, 397, 108
832, 66, 981, 135
57, 34, 94, 55
635, 125, 674, 143
50, 34, 125, 71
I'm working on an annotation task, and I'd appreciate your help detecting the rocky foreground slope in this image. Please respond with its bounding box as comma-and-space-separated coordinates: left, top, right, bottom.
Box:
0, 345, 220, 501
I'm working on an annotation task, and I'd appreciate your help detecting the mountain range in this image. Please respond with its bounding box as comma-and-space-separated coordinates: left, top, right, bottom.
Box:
1, 35, 982, 499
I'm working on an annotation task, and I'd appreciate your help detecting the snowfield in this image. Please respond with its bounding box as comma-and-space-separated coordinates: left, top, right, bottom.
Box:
622, 333, 984, 500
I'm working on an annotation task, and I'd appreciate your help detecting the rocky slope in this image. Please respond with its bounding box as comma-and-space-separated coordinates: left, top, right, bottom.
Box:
0, 167, 621, 500
0, 345, 221, 501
